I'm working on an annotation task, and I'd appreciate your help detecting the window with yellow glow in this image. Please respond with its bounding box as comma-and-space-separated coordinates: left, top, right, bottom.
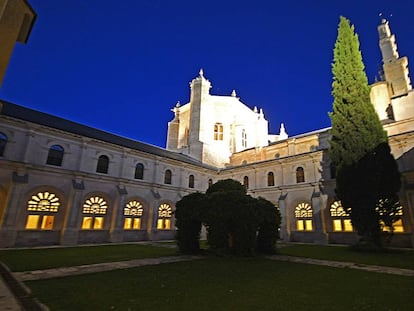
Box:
157, 203, 172, 230
25, 191, 60, 230
330, 201, 353, 232
124, 200, 143, 230
377, 199, 404, 233
214, 123, 223, 140
82, 196, 107, 230
295, 203, 313, 231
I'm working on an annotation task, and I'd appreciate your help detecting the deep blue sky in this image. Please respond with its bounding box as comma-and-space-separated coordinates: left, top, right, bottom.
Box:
1, 0, 414, 148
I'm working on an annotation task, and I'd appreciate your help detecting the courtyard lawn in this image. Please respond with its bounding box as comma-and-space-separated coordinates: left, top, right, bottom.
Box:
0, 243, 178, 272
277, 243, 414, 270
26, 257, 414, 311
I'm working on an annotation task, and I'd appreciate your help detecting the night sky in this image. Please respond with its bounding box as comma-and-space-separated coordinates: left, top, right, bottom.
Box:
1, 0, 414, 148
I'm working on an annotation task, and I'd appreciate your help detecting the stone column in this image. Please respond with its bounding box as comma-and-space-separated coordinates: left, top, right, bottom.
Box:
278, 193, 289, 242
311, 191, 328, 244
0, 172, 28, 247
60, 179, 84, 245
110, 185, 127, 243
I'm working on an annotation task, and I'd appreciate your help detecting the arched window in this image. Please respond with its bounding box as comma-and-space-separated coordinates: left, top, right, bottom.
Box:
189, 174, 195, 188
96, 155, 109, 174
296, 167, 305, 183
82, 196, 108, 229
0, 132, 7, 156
164, 169, 172, 184
208, 179, 213, 187
295, 203, 313, 231
267, 172, 275, 187
25, 191, 60, 230
242, 129, 247, 148
124, 200, 143, 230
157, 203, 172, 230
134, 163, 144, 179
214, 123, 223, 141
46, 145, 64, 166
243, 176, 249, 189
330, 201, 352, 232
377, 199, 404, 233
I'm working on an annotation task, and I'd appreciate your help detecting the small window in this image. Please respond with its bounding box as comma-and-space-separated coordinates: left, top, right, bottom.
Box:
242, 129, 247, 148
267, 172, 275, 187
164, 169, 172, 184
134, 163, 144, 179
96, 155, 109, 174
214, 123, 224, 141
296, 167, 305, 183
0, 132, 7, 156
208, 179, 213, 186
189, 175, 195, 188
243, 176, 249, 189
46, 145, 64, 166
157, 203, 172, 230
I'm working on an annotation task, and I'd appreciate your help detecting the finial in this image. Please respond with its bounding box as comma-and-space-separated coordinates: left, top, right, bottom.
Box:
279, 123, 288, 140
231, 89, 237, 97
199, 68, 204, 77
175, 101, 181, 108
253, 106, 258, 113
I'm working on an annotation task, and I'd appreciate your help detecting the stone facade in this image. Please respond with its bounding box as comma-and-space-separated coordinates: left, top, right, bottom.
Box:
0, 18, 413, 248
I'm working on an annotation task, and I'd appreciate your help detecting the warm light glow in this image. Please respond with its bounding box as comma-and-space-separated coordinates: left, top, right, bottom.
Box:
157, 204, 172, 230
83, 196, 107, 214
124, 217, 141, 230
158, 203, 172, 218
157, 219, 171, 230
295, 203, 313, 231
27, 191, 60, 212
124, 200, 143, 216
25, 215, 39, 229
343, 219, 353, 232
82, 216, 104, 229
333, 219, 342, 231
297, 220, 304, 231
82, 217, 93, 229
41, 215, 54, 229
330, 201, 353, 232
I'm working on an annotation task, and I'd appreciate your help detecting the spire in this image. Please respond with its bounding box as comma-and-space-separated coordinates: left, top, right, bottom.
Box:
279, 123, 288, 140
378, 19, 399, 63
199, 68, 204, 77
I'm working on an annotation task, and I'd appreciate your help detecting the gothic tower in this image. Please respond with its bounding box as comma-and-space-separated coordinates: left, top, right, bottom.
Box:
0, 0, 36, 87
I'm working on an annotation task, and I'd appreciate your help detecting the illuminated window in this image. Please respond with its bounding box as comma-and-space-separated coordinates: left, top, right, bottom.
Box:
0, 132, 7, 156
82, 196, 107, 229
157, 203, 172, 230
377, 199, 404, 233
242, 129, 247, 148
134, 163, 144, 179
295, 203, 313, 231
296, 167, 305, 183
25, 191, 60, 230
267, 172, 275, 187
243, 176, 249, 189
214, 123, 223, 140
164, 169, 172, 184
96, 155, 109, 174
124, 200, 143, 230
46, 145, 64, 166
330, 201, 353, 232
189, 175, 195, 188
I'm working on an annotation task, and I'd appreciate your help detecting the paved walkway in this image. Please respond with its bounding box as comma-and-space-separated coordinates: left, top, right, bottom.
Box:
1, 253, 414, 310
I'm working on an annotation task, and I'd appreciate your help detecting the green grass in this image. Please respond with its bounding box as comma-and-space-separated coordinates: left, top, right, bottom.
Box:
277, 244, 414, 270
27, 257, 414, 311
0, 244, 178, 271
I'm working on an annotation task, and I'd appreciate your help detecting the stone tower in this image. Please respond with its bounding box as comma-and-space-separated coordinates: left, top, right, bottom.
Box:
370, 19, 414, 121
0, 0, 36, 87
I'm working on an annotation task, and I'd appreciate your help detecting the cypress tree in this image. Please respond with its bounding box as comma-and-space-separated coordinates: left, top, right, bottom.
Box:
329, 17, 401, 248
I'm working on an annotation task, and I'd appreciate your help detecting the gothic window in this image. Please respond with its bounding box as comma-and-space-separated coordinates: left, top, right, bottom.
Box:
189, 174, 195, 188
46, 144, 64, 166
243, 176, 249, 189
81, 196, 108, 229
377, 199, 404, 233
330, 201, 353, 232
214, 123, 223, 141
164, 169, 172, 184
124, 200, 143, 230
96, 155, 109, 174
134, 163, 144, 179
25, 191, 60, 230
157, 203, 172, 230
296, 167, 305, 183
0, 132, 7, 156
242, 129, 247, 148
267, 172, 275, 187
295, 203, 313, 231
